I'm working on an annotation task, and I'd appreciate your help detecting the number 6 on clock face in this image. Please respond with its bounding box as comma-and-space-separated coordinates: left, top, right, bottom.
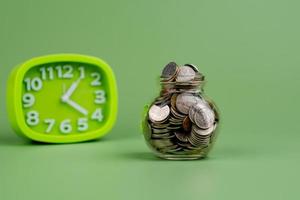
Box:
7, 54, 118, 143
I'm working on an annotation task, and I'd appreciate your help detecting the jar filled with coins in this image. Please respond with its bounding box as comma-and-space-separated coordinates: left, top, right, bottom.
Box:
142, 62, 220, 160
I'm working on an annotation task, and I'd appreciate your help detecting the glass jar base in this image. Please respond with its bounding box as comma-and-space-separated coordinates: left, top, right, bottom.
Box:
156, 153, 207, 160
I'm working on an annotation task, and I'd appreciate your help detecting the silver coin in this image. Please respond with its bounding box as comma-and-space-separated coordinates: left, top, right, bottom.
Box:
169, 116, 182, 122
165, 146, 182, 153
174, 131, 189, 142
167, 126, 181, 130
189, 132, 210, 147
190, 102, 215, 129
151, 122, 169, 129
171, 94, 178, 109
170, 106, 186, 119
152, 128, 170, 134
148, 104, 170, 123
169, 120, 182, 126
176, 93, 201, 114
192, 124, 215, 136
184, 64, 199, 72
187, 134, 199, 147
176, 66, 196, 82
191, 134, 210, 143
184, 64, 205, 81
185, 144, 207, 150
177, 141, 192, 147
205, 98, 220, 122
151, 138, 174, 149
177, 89, 202, 94
194, 106, 215, 129
152, 132, 174, 139
155, 95, 171, 106
161, 62, 178, 79
188, 105, 196, 123
160, 144, 180, 152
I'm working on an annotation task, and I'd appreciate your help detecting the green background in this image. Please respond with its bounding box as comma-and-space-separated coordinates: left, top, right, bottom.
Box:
0, 0, 299, 199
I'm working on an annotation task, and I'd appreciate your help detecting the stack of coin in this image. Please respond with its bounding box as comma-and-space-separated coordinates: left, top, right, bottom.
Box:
143, 62, 219, 159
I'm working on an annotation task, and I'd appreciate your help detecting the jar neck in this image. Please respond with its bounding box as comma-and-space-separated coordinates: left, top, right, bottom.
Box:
160, 83, 204, 95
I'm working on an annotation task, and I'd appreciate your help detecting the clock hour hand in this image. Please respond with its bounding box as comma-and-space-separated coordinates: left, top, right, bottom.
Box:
64, 99, 88, 116
61, 78, 81, 102
61, 78, 88, 116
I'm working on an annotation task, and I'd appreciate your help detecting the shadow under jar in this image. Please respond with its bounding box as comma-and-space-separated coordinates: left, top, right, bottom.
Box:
142, 62, 220, 160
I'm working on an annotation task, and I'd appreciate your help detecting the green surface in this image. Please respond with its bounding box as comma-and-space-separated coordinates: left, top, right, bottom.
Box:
0, 0, 299, 199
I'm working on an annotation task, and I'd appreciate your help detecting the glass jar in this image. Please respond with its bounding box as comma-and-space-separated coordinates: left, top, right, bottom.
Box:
142, 62, 220, 160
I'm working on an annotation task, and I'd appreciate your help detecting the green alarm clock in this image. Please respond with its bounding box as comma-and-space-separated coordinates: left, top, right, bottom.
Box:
7, 54, 118, 143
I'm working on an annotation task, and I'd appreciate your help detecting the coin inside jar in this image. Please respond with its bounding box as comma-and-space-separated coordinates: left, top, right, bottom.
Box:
174, 131, 189, 142
184, 64, 205, 81
170, 93, 178, 109
148, 104, 170, 123
192, 103, 215, 129
176, 65, 196, 82
184, 64, 199, 72
161, 62, 178, 80
192, 124, 215, 136
182, 116, 192, 132
176, 93, 201, 114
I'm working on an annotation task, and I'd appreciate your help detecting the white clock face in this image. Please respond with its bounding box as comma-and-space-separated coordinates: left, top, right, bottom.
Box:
22, 62, 109, 135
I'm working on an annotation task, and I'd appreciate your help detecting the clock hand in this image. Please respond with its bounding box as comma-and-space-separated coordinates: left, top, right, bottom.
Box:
61, 78, 81, 102
65, 99, 88, 116
61, 78, 88, 116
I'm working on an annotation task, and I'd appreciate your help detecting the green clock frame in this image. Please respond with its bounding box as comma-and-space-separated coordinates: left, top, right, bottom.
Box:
7, 54, 118, 143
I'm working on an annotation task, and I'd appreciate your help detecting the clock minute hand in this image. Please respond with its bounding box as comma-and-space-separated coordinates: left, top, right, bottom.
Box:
65, 99, 88, 116
61, 78, 88, 116
61, 78, 81, 102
